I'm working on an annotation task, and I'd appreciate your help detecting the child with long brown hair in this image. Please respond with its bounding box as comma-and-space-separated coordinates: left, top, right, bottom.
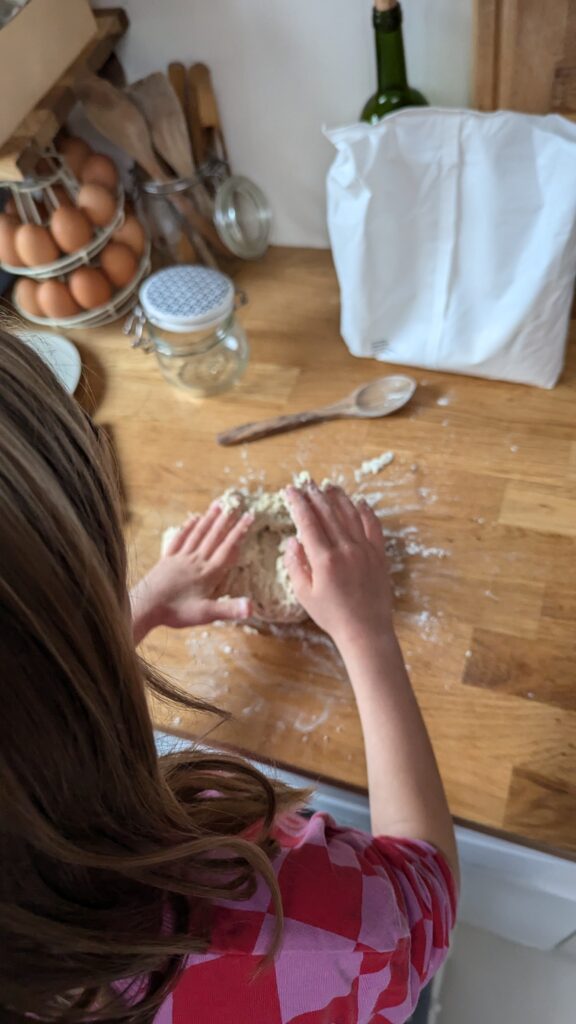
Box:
0, 327, 458, 1024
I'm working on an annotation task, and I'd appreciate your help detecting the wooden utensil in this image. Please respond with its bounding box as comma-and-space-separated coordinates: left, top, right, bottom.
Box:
167, 61, 187, 119
187, 63, 229, 168
129, 72, 196, 180
76, 75, 223, 264
217, 375, 417, 446
185, 65, 209, 168
129, 72, 214, 220
77, 75, 165, 179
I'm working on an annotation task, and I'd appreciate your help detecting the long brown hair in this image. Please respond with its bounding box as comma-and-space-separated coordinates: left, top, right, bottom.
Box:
0, 327, 305, 1024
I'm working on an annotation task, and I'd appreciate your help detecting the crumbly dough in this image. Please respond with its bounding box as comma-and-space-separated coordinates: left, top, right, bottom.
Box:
161, 457, 396, 626
161, 477, 308, 624
217, 483, 306, 623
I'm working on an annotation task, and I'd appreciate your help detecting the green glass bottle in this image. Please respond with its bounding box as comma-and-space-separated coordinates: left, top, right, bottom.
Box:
361, 0, 428, 124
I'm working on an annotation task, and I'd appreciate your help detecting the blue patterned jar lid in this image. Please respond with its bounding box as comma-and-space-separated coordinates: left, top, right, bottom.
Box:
139, 266, 235, 333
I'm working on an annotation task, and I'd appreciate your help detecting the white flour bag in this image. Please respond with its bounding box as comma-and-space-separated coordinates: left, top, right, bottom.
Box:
326, 109, 576, 388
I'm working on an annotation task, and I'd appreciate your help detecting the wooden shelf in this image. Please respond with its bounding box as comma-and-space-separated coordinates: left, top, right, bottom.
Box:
0, 7, 128, 183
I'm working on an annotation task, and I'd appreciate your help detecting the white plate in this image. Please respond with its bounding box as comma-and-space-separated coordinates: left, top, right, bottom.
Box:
18, 331, 82, 394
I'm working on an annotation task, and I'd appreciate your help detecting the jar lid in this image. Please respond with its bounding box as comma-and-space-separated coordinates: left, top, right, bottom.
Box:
214, 175, 271, 260
139, 266, 235, 333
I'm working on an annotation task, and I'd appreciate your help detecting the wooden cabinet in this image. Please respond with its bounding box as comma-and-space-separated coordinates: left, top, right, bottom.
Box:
474, 0, 576, 115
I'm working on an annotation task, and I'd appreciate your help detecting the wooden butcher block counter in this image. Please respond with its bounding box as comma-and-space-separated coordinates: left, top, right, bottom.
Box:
70, 248, 576, 859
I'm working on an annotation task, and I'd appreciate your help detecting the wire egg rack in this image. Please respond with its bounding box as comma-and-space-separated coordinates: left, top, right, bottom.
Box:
12, 241, 152, 329
0, 148, 125, 279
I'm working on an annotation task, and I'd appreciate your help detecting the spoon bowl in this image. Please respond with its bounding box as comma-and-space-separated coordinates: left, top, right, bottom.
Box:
352, 374, 417, 417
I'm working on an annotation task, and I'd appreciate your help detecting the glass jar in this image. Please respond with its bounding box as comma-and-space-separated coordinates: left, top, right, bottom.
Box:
125, 265, 249, 397
137, 173, 271, 264
137, 175, 221, 267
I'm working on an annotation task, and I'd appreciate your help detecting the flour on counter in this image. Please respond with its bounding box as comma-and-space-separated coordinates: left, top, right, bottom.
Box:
404, 541, 448, 559
402, 610, 441, 644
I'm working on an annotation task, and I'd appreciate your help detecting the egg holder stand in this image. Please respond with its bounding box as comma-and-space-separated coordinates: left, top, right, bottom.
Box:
0, 150, 125, 280
12, 239, 152, 329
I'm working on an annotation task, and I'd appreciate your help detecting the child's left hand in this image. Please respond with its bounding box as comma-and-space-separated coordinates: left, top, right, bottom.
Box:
130, 503, 254, 644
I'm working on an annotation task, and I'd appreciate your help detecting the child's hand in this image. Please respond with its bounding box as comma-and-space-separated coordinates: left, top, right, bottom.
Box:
284, 482, 394, 649
131, 503, 253, 643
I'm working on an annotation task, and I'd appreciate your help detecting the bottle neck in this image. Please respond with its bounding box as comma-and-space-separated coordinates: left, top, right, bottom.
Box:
373, 2, 408, 92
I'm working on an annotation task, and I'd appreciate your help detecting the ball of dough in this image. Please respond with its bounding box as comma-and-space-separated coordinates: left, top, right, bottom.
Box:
162, 485, 307, 624
218, 488, 307, 623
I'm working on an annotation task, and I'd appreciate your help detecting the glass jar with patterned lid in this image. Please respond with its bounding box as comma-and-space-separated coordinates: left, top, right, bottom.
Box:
126, 265, 249, 397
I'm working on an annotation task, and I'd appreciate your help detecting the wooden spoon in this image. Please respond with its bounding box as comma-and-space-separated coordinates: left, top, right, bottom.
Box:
77, 75, 166, 179
217, 375, 417, 446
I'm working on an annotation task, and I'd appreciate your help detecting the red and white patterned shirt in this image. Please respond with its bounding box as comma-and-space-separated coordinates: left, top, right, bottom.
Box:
154, 812, 457, 1024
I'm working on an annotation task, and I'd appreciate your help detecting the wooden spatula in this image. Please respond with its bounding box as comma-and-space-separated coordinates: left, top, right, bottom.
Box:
129, 73, 196, 180
167, 62, 187, 119
129, 72, 214, 221
187, 63, 229, 168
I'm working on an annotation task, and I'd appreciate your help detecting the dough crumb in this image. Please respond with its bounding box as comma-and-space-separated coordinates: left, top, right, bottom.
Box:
354, 451, 395, 483
292, 469, 311, 488
161, 525, 182, 556
219, 489, 244, 514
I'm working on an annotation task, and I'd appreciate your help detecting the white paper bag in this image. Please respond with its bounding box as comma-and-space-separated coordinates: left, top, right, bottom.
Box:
326, 109, 576, 388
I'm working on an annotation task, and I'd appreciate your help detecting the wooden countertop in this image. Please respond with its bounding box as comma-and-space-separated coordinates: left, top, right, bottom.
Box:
70, 248, 576, 859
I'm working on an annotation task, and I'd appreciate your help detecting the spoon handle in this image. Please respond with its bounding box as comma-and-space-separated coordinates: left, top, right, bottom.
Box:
217, 405, 348, 446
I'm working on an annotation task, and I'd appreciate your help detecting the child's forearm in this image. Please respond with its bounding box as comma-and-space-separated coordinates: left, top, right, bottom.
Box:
338, 627, 460, 884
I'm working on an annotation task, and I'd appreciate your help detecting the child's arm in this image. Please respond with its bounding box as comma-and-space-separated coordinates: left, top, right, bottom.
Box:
285, 483, 460, 885
130, 504, 253, 644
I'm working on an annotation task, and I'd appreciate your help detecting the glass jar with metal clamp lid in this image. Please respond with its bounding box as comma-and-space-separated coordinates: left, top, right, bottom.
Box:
125, 265, 249, 397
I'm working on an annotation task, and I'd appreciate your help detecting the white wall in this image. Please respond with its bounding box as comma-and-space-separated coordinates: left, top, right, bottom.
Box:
92, 0, 474, 246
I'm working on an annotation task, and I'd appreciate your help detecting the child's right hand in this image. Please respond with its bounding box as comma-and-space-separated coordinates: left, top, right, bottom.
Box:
284, 482, 394, 649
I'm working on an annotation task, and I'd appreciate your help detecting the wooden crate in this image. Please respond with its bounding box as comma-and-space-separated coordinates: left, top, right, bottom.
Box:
0, 7, 129, 183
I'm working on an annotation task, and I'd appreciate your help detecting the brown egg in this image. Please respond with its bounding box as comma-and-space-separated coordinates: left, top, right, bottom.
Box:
13, 278, 43, 317
76, 184, 117, 228
0, 213, 23, 265
69, 267, 112, 310
57, 136, 92, 178
15, 223, 60, 267
37, 280, 81, 319
112, 213, 146, 257
80, 153, 119, 191
50, 207, 93, 254
100, 242, 137, 288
